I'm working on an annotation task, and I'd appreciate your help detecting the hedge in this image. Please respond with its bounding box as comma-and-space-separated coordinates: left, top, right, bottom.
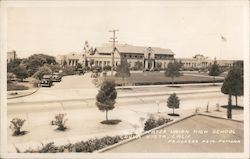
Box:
19, 134, 135, 153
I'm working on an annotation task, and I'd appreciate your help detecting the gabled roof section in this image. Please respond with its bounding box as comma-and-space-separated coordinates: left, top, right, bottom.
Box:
94, 44, 174, 55
151, 47, 174, 55
94, 47, 113, 54
65, 52, 81, 59
116, 44, 147, 54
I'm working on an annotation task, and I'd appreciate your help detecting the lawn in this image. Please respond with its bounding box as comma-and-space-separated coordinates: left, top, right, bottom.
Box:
106, 72, 224, 86
7, 82, 29, 91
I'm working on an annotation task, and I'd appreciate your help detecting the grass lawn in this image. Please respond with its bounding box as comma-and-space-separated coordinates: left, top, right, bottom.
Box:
7, 82, 29, 91
106, 72, 224, 86
7, 81, 34, 91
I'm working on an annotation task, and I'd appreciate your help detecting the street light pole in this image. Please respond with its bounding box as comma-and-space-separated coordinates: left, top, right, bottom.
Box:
109, 29, 119, 77
156, 100, 160, 113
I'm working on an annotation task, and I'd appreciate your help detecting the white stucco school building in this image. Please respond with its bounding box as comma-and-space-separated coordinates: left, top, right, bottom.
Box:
56, 43, 237, 70
57, 43, 175, 70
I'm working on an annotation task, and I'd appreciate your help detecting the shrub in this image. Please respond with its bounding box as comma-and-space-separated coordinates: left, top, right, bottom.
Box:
12, 66, 29, 82
144, 117, 172, 131
51, 113, 68, 131
32, 66, 52, 80
21, 135, 133, 153
103, 65, 111, 71
39, 142, 57, 153
144, 117, 157, 131
9, 118, 26, 136
31, 79, 40, 88
157, 117, 172, 126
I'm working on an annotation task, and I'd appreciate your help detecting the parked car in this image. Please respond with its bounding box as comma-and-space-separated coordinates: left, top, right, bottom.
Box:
40, 75, 53, 87
52, 73, 62, 82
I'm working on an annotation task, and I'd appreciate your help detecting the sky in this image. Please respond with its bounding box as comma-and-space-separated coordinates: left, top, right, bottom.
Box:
6, 1, 247, 60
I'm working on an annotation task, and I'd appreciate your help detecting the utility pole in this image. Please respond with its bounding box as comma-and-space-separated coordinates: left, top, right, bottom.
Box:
109, 29, 119, 77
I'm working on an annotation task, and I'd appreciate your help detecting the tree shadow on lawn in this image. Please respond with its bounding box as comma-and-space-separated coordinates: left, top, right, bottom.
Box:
54, 127, 70, 132
168, 113, 180, 116
117, 88, 133, 90
167, 86, 182, 88
100, 119, 122, 125
12, 130, 29, 137
221, 105, 244, 110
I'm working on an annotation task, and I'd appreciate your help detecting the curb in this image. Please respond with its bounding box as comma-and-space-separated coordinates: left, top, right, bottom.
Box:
116, 82, 223, 89
197, 113, 244, 123
7, 87, 40, 99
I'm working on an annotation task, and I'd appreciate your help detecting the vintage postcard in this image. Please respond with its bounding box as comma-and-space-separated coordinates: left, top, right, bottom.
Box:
0, 0, 249, 158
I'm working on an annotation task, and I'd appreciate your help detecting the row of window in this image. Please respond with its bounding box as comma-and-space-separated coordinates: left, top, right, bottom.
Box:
122, 54, 144, 59
93, 60, 119, 66
122, 54, 174, 60
155, 55, 174, 60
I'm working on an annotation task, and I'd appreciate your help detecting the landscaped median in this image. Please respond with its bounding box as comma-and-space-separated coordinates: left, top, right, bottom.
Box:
7, 87, 40, 99
105, 72, 224, 86
7, 77, 40, 99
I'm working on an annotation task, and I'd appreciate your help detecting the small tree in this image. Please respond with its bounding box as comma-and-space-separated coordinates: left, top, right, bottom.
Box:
221, 65, 243, 119
134, 61, 143, 70
13, 66, 29, 82
49, 64, 62, 73
75, 63, 82, 70
115, 59, 131, 86
9, 118, 26, 136
167, 93, 180, 116
96, 80, 117, 122
209, 60, 221, 85
62, 65, 75, 76
33, 66, 52, 80
51, 113, 68, 131
164, 61, 182, 84
232, 61, 244, 107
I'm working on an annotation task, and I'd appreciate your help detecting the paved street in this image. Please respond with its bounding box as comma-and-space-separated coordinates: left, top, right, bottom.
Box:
7, 73, 244, 152
8, 73, 223, 104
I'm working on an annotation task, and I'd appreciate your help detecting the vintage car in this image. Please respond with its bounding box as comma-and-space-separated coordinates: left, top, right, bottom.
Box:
40, 75, 53, 87
52, 73, 62, 82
